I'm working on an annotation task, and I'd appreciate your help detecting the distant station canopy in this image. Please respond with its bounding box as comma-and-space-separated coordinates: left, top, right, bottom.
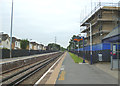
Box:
102, 26, 120, 43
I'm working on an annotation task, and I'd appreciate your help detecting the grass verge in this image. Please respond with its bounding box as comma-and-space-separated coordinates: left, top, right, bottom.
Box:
69, 52, 83, 63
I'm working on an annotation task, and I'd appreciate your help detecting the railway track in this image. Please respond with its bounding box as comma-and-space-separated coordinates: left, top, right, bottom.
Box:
1, 52, 59, 74
1, 52, 64, 86
1, 52, 59, 81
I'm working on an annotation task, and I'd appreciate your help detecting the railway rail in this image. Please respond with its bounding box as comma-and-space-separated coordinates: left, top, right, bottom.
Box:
1, 52, 64, 86
1, 52, 59, 74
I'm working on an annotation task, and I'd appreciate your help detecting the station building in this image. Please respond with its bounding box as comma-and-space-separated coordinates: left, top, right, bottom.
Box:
80, 4, 119, 46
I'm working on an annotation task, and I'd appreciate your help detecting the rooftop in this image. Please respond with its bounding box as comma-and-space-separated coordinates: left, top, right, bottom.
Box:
0, 34, 9, 41
103, 25, 120, 40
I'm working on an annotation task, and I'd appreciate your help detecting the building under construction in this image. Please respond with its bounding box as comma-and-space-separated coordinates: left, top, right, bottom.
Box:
80, 3, 120, 46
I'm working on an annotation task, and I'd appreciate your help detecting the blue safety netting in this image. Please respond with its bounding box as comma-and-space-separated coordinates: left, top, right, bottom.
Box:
75, 43, 120, 51
75, 43, 111, 51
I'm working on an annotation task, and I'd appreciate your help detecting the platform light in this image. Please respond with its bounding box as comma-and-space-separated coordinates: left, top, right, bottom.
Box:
85, 23, 92, 65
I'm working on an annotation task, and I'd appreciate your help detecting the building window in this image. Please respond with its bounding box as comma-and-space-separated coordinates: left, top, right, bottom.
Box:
99, 25, 102, 31
7, 41, 8, 45
98, 14, 102, 18
98, 11, 102, 18
15, 42, 17, 46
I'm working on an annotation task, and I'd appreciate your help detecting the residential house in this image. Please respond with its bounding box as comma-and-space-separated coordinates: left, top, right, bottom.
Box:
40, 44, 44, 50
0, 33, 2, 48
34, 42, 38, 50
37, 44, 43, 50
12, 37, 21, 49
29, 43, 44, 50
43, 46, 47, 51
30, 42, 38, 50
0, 33, 10, 49
36, 43, 39, 50
15, 39, 21, 49
29, 42, 34, 50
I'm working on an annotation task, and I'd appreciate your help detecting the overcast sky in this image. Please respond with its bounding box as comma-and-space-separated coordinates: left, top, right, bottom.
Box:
0, 0, 119, 48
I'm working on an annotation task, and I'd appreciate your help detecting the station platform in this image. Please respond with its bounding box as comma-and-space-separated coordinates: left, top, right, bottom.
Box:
0, 52, 58, 64
55, 52, 118, 84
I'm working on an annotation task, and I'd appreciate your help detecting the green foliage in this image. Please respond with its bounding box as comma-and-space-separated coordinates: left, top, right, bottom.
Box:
48, 43, 66, 51
60, 47, 66, 51
48, 43, 60, 51
20, 39, 29, 49
69, 52, 83, 63
67, 35, 77, 50
67, 35, 87, 51
2, 47, 8, 49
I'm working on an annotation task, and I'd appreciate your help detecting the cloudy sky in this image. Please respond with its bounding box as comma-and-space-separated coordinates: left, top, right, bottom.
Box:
0, 0, 119, 48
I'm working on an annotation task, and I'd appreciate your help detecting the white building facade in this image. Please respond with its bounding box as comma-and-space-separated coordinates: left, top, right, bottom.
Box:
14, 40, 21, 49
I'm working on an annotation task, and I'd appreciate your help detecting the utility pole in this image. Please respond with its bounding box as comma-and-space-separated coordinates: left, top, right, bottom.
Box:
90, 23, 92, 65
99, 0, 101, 6
10, 0, 14, 58
91, 0, 92, 14
74, 41, 75, 52
83, 37, 85, 63
78, 41, 79, 54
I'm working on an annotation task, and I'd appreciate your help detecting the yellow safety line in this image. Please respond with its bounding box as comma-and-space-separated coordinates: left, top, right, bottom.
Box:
58, 71, 65, 80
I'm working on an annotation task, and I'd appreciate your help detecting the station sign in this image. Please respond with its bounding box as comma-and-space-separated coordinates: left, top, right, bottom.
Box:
73, 37, 83, 42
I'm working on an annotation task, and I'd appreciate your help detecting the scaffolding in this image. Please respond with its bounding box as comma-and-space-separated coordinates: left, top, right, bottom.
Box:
80, 2, 119, 26
80, 2, 120, 46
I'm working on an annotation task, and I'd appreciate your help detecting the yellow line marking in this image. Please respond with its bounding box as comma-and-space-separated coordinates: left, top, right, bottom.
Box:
58, 71, 65, 80
79, 56, 89, 64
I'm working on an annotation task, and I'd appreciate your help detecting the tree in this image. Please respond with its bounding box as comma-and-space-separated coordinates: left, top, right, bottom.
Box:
67, 35, 84, 51
20, 39, 29, 49
60, 47, 66, 51
48, 43, 65, 51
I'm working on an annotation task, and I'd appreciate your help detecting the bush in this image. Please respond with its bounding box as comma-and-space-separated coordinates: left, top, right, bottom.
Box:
20, 39, 29, 49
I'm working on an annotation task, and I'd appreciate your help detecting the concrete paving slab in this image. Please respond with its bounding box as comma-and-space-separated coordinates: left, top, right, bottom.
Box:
94, 62, 118, 79
56, 52, 118, 84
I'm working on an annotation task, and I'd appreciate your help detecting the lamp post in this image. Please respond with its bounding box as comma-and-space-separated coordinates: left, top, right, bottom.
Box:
78, 33, 85, 63
85, 23, 92, 65
99, 0, 101, 6
82, 36, 85, 63
71, 41, 74, 51
74, 41, 75, 52
78, 41, 79, 54
10, 0, 14, 58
